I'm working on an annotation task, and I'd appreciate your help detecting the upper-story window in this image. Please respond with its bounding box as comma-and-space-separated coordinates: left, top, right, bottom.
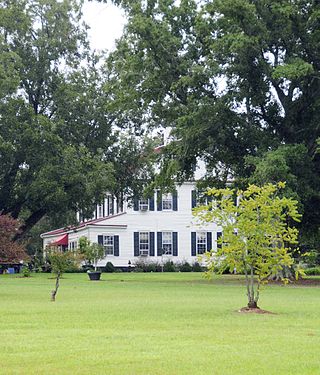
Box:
162, 193, 173, 210
139, 199, 149, 211
134, 196, 154, 211
97, 204, 104, 218
191, 190, 213, 209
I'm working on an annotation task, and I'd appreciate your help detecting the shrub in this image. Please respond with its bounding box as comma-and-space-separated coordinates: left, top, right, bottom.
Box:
304, 267, 320, 276
134, 267, 144, 273
179, 262, 192, 272
192, 262, 203, 272
21, 265, 31, 277
133, 259, 161, 272
105, 262, 115, 273
145, 262, 160, 272
163, 260, 176, 272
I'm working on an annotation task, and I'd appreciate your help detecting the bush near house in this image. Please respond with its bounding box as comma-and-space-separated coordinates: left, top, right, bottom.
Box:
133, 260, 202, 272
105, 262, 115, 273
304, 267, 320, 276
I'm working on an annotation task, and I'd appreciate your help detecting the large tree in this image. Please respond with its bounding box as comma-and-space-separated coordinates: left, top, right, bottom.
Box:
0, 0, 156, 240
106, 0, 320, 250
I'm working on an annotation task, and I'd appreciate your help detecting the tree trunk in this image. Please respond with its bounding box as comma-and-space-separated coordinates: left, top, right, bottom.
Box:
51, 271, 61, 302
247, 300, 258, 309
14, 208, 46, 241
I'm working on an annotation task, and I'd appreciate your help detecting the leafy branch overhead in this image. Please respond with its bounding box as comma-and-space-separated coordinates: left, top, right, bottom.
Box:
106, 0, 320, 251
0, 0, 157, 240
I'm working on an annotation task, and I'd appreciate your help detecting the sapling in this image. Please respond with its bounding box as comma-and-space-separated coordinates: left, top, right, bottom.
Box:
194, 182, 301, 310
47, 247, 81, 301
78, 237, 104, 271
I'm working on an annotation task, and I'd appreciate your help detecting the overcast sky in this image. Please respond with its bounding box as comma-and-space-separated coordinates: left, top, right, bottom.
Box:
82, 1, 126, 51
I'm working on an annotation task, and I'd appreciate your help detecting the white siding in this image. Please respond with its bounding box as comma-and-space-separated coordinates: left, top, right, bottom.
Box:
41, 182, 221, 267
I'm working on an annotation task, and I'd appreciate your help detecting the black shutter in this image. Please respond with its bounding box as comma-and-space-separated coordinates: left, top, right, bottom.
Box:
134, 232, 139, 256
191, 232, 196, 256
157, 232, 162, 256
133, 197, 139, 211
217, 232, 222, 249
98, 235, 103, 246
103, 201, 105, 217
114, 235, 119, 256
150, 232, 155, 256
157, 191, 162, 211
173, 191, 178, 211
191, 190, 197, 208
207, 232, 212, 251
207, 195, 213, 204
173, 232, 178, 256
149, 195, 155, 211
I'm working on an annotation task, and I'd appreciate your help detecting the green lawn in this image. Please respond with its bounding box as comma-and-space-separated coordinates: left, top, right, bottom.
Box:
0, 273, 319, 375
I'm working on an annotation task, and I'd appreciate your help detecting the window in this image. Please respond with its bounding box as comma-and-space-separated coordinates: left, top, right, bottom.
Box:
139, 232, 149, 256
139, 199, 149, 211
97, 204, 104, 218
103, 235, 114, 255
162, 193, 173, 210
162, 232, 172, 255
69, 241, 77, 251
107, 195, 114, 215
197, 232, 207, 254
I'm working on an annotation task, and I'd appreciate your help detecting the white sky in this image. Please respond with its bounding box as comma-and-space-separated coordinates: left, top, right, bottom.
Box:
82, 1, 126, 52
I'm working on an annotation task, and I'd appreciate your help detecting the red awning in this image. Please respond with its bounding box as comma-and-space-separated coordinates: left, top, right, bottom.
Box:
50, 234, 68, 246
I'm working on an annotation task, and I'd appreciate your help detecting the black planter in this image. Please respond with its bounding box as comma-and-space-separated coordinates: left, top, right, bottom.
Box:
88, 271, 101, 281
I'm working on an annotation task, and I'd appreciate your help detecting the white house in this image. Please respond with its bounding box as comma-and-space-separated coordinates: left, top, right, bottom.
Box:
40, 182, 222, 267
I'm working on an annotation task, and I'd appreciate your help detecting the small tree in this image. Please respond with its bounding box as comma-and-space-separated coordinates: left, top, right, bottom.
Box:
194, 183, 301, 310
0, 215, 28, 264
46, 248, 81, 301
78, 237, 104, 271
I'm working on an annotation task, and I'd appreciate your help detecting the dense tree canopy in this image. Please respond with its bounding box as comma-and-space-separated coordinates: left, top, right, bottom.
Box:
106, 0, 320, 249
0, 0, 156, 240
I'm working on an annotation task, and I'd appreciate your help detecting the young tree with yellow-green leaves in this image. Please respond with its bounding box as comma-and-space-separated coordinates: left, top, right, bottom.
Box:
194, 183, 301, 310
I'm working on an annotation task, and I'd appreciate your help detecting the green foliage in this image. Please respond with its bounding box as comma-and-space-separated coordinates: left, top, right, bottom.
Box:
107, 0, 320, 253
246, 145, 320, 249
192, 262, 203, 272
78, 237, 104, 271
21, 265, 31, 277
105, 261, 115, 273
46, 248, 81, 276
133, 260, 162, 272
304, 267, 320, 276
195, 182, 300, 308
163, 260, 176, 272
0, 0, 156, 241
178, 262, 192, 272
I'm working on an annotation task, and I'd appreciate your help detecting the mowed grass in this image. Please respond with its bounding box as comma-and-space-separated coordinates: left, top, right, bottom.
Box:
0, 273, 319, 375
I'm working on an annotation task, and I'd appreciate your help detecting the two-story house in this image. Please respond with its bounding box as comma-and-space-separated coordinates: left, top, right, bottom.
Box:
40, 182, 222, 267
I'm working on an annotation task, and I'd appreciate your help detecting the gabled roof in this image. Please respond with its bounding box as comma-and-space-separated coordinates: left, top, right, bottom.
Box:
41, 213, 127, 238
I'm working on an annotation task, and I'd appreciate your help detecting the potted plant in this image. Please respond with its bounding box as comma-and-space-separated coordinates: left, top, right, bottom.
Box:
79, 237, 105, 281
